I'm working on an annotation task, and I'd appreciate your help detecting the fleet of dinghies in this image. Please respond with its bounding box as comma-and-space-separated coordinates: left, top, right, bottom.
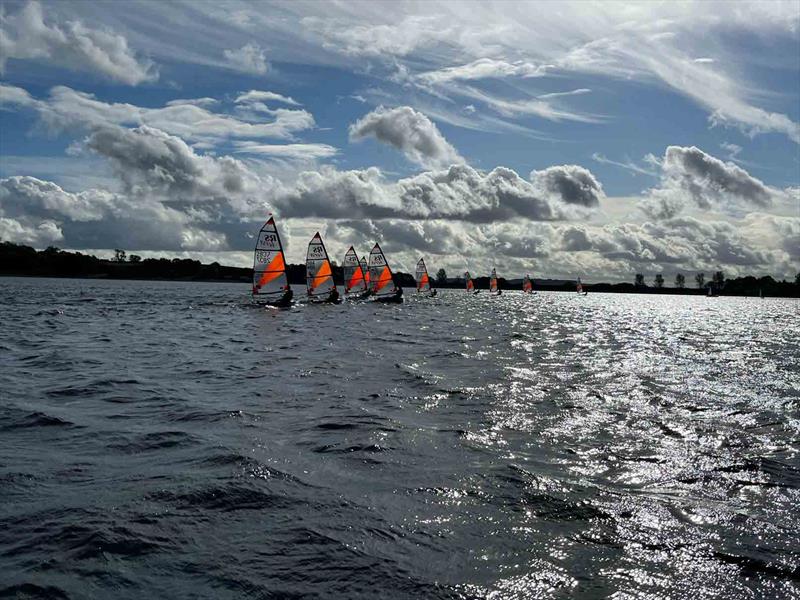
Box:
252, 215, 563, 307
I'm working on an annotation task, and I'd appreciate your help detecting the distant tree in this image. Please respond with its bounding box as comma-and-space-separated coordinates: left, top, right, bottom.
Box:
796, 272, 799, 285
675, 273, 685, 288
436, 268, 447, 284
129, 254, 142, 263
114, 249, 127, 262
654, 274, 664, 288
695, 272, 705, 289
712, 270, 725, 289
635, 273, 645, 287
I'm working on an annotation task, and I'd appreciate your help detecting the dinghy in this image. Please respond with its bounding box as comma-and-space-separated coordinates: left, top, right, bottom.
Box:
490, 268, 502, 296
415, 258, 436, 296
523, 274, 533, 294
343, 246, 371, 300
252, 215, 293, 307
465, 271, 479, 294
306, 232, 340, 303
360, 256, 371, 290
576, 278, 588, 295
369, 243, 403, 303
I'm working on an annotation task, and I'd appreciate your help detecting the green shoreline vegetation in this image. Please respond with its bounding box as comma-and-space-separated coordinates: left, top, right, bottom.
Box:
2, 242, 798, 297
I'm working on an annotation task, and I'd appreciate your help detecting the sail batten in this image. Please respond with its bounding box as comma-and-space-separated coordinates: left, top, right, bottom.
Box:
252, 216, 290, 301
306, 232, 336, 298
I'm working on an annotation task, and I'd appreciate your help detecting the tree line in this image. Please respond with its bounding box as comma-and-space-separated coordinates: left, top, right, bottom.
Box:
1, 242, 798, 297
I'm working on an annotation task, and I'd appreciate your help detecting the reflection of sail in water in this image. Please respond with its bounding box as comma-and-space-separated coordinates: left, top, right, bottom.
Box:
523, 274, 533, 293
490, 268, 500, 294
369, 243, 399, 299
252, 215, 291, 304
465, 271, 474, 292
343, 246, 367, 296
415, 258, 431, 292
360, 256, 370, 288
306, 232, 336, 299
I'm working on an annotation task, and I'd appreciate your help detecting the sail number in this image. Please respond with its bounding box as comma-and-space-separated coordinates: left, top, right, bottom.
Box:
259, 233, 278, 249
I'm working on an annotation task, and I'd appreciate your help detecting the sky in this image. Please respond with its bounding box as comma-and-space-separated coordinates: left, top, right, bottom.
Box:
0, 0, 798, 283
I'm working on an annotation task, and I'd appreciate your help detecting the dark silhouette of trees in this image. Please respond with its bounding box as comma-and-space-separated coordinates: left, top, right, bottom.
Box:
635, 273, 645, 287
695, 272, 705, 288
129, 255, 142, 263
675, 273, 685, 288
436, 268, 447, 284
114, 249, 127, 262
654, 274, 664, 288
713, 271, 725, 289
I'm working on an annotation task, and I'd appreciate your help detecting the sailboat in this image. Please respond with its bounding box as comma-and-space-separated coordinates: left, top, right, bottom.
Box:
306, 232, 340, 303
369, 243, 403, 303
465, 271, 479, 294
415, 258, 436, 296
522, 274, 534, 294
489, 268, 502, 296
343, 246, 371, 300
252, 215, 293, 307
360, 256, 371, 291
576, 278, 588, 295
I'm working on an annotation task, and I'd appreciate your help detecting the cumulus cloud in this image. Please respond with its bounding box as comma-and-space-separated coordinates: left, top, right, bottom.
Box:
223, 43, 268, 75
641, 145, 786, 218
349, 105, 463, 168
531, 165, 604, 207
0, 217, 63, 246
0, 1, 156, 84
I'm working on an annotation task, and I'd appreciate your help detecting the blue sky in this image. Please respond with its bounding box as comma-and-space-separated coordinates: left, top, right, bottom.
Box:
0, 0, 798, 281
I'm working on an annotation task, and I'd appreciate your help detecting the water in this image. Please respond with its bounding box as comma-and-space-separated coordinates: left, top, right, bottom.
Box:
1, 277, 798, 599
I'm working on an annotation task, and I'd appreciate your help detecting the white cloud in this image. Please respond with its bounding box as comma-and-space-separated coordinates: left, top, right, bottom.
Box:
223, 42, 268, 75
641, 145, 786, 218
235, 90, 299, 106
349, 105, 463, 168
165, 98, 219, 108
0, 217, 63, 246
233, 142, 338, 160
531, 165, 605, 207
0, 1, 156, 84
11, 85, 315, 145
418, 58, 551, 84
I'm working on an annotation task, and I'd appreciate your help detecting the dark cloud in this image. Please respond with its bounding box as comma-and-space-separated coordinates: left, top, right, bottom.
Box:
531, 165, 604, 207
349, 105, 463, 168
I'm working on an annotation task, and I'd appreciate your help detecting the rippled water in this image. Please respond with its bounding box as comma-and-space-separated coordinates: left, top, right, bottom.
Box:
1, 277, 798, 599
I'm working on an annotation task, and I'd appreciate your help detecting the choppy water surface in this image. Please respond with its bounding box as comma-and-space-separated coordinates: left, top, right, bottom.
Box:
1, 277, 798, 599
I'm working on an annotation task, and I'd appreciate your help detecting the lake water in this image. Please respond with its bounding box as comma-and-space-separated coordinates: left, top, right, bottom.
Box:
1, 277, 798, 599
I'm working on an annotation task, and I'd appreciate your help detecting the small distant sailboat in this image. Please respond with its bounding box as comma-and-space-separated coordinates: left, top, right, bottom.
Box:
489, 268, 502, 296
306, 232, 340, 303
343, 246, 371, 300
360, 256, 371, 290
522, 274, 534, 294
415, 258, 436, 296
369, 243, 403, 303
576, 278, 588, 296
465, 271, 479, 294
252, 215, 292, 307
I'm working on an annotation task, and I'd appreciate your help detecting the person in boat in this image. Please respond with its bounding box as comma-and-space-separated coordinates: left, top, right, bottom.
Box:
253, 283, 293, 307
431, 288, 437, 297
327, 287, 340, 303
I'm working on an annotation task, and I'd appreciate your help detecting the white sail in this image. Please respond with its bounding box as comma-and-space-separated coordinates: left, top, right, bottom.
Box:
369, 243, 397, 298
306, 232, 336, 298
252, 216, 289, 301
490, 268, 499, 293
343, 246, 367, 295
415, 258, 431, 292
576, 278, 583, 294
